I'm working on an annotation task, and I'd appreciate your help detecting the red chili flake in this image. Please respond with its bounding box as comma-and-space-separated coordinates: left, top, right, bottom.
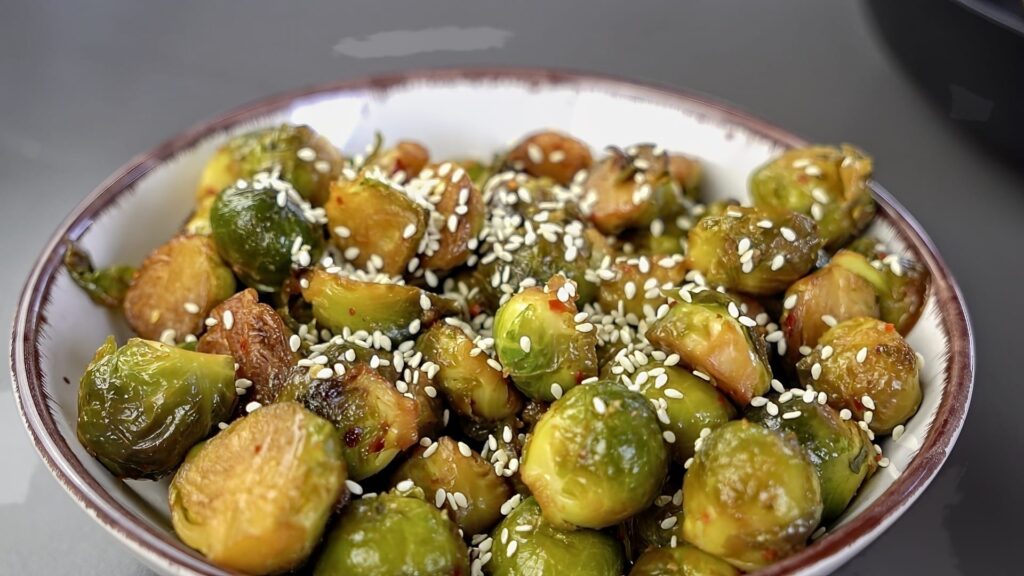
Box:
575, 371, 586, 385
344, 427, 362, 447
548, 299, 571, 313
348, 307, 357, 316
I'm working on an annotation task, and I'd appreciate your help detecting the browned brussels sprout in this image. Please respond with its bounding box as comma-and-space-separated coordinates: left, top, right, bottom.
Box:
314, 490, 469, 576
421, 163, 486, 271
64, 242, 135, 308
486, 496, 626, 576
521, 380, 668, 529
169, 402, 346, 574
686, 206, 821, 295
122, 235, 235, 341
391, 436, 512, 535
77, 337, 236, 479
368, 140, 430, 180
647, 289, 772, 406
597, 254, 688, 322
585, 146, 686, 235
797, 317, 921, 434
682, 420, 822, 571
278, 363, 419, 480
196, 124, 341, 206
630, 545, 740, 576
197, 288, 298, 405
830, 248, 930, 335
750, 144, 875, 250
507, 130, 593, 185
780, 263, 880, 359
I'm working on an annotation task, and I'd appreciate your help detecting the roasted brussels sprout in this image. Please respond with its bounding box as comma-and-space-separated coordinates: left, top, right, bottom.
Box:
830, 248, 930, 335
391, 436, 512, 535
64, 242, 134, 308
197, 124, 341, 206
169, 402, 346, 574
797, 317, 921, 434
77, 337, 236, 479
686, 206, 821, 295
682, 420, 822, 570
747, 398, 876, 521
121, 235, 235, 341
210, 176, 324, 291
750, 144, 875, 250
486, 496, 626, 576
780, 263, 880, 358
597, 254, 688, 321
585, 146, 686, 235
417, 322, 523, 424
420, 163, 486, 272
314, 490, 469, 576
197, 289, 298, 405
647, 289, 772, 406
278, 363, 419, 480
301, 269, 457, 341
368, 140, 430, 179
521, 380, 668, 529
506, 130, 593, 185
493, 276, 599, 402
326, 177, 427, 275
630, 545, 740, 576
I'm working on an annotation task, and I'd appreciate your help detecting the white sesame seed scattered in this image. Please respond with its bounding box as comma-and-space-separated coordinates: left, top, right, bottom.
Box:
782, 410, 801, 420
506, 540, 518, 558
664, 388, 683, 400
519, 336, 532, 353
217, 422, 229, 430
182, 302, 200, 314
245, 401, 261, 413
878, 457, 890, 468
424, 385, 437, 398
864, 411, 874, 424
817, 392, 828, 405
396, 479, 415, 492
624, 281, 636, 300
812, 526, 827, 540
821, 314, 837, 327
727, 302, 739, 318
345, 479, 364, 495
575, 323, 594, 333
757, 219, 774, 229
289, 334, 301, 352
592, 397, 607, 414
684, 457, 694, 469
737, 237, 751, 254
862, 395, 876, 410
771, 379, 786, 393
784, 293, 799, 310
204, 317, 218, 327
692, 370, 711, 381
316, 368, 333, 380
799, 345, 813, 356
660, 516, 678, 529
779, 391, 794, 403
458, 442, 473, 458
738, 316, 757, 328
750, 396, 769, 407
803, 388, 816, 403
422, 442, 439, 458
296, 147, 316, 162
820, 345, 834, 360
550, 383, 563, 399
453, 491, 469, 509
771, 254, 785, 271
526, 143, 544, 164
892, 425, 906, 441
856, 347, 868, 363
435, 488, 447, 508
766, 402, 779, 416
811, 363, 822, 380
665, 354, 680, 367
781, 227, 797, 242
223, 310, 234, 330
662, 430, 676, 443
840, 409, 853, 420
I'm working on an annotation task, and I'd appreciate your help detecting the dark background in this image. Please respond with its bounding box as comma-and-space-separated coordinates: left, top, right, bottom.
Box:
2, 1, 1021, 574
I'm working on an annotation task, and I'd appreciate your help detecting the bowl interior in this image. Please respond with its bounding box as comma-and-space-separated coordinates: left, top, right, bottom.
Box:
12, 71, 970, 576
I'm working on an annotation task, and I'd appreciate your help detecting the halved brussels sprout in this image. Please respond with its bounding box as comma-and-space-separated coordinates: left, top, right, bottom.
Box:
597, 255, 688, 322
122, 235, 235, 341
64, 242, 135, 308
506, 130, 593, 185
421, 164, 486, 271
521, 380, 668, 529
169, 402, 346, 575
747, 398, 876, 521
486, 496, 626, 576
493, 275, 599, 402
278, 363, 419, 480
686, 206, 820, 295
647, 289, 772, 406
391, 436, 512, 535
830, 248, 930, 335
797, 317, 921, 434
630, 545, 740, 576
210, 177, 324, 291
585, 146, 686, 235
197, 288, 298, 405
368, 140, 430, 179
77, 337, 236, 479
197, 124, 341, 206
301, 269, 458, 341
682, 420, 822, 571
314, 490, 469, 576
416, 322, 523, 424
750, 144, 875, 251
780, 263, 880, 359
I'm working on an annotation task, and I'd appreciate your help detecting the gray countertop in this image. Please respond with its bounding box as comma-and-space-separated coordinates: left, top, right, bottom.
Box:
2, 1, 1021, 574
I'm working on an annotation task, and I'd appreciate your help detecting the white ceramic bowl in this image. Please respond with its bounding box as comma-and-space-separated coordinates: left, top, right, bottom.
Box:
9, 69, 973, 575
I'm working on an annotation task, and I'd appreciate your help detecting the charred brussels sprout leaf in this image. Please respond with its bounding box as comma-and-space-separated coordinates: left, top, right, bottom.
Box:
210, 177, 324, 291
630, 545, 740, 576
647, 289, 772, 406
585, 146, 686, 235
797, 317, 921, 434
487, 496, 626, 576
830, 248, 930, 335
750, 144, 875, 251
597, 254, 688, 322
682, 420, 822, 571
77, 337, 236, 479
314, 491, 469, 576
686, 206, 821, 295
64, 242, 135, 308
493, 276, 598, 402
169, 402, 346, 574
521, 380, 668, 529
780, 263, 880, 359
506, 130, 593, 185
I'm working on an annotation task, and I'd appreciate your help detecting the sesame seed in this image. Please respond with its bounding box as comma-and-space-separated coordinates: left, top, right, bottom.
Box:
771, 254, 785, 271
840, 408, 852, 420
779, 391, 794, 403
811, 363, 822, 380
784, 294, 799, 310
862, 395, 876, 410
592, 397, 607, 414
660, 516, 678, 529
550, 383, 563, 399
345, 479, 364, 495
782, 410, 801, 420
245, 401, 261, 413
692, 370, 711, 381
799, 345, 813, 356
217, 422, 229, 430
727, 302, 739, 318
821, 314, 837, 327
334, 226, 351, 239
664, 387, 683, 399
780, 227, 797, 242
424, 385, 437, 398
183, 302, 200, 314
817, 391, 828, 405
665, 354, 680, 366
222, 310, 234, 330
757, 219, 774, 229
289, 334, 301, 352
878, 457, 891, 468
435, 488, 447, 508
811, 187, 830, 204
803, 388, 816, 403
771, 379, 786, 393
506, 540, 518, 558
766, 402, 779, 416
316, 368, 333, 380
820, 345, 834, 359
738, 316, 757, 328
737, 237, 751, 254
575, 323, 594, 333
204, 317, 218, 327
750, 396, 769, 407
458, 442, 473, 458
662, 430, 676, 443
624, 281, 636, 299
520, 336, 532, 353
892, 425, 906, 441
422, 442, 440, 458
396, 479, 415, 492
864, 411, 874, 424
453, 491, 469, 509
856, 347, 868, 363
296, 147, 316, 162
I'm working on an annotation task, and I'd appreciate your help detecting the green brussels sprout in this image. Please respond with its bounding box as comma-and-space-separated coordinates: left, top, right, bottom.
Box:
647, 289, 772, 406
210, 176, 324, 291
417, 322, 524, 424
506, 130, 593, 185
278, 363, 419, 480
197, 124, 341, 206
797, 317, 921, 434
750, 144, 875, 251
830, 248, 930, 335
486, 496, 626, 576
301, 269, 458, 342
420, 163, 486, 272
169, 402, 346, 574
585, 145, 686, 235
391, 436, 512, 535
521, 380, 668, 529
635, 364, 737, 463
597, 254, 688, 322
63, 242, 134, 308
314, 490, 469, 576
682, 420, 822, 571
630, 545, 740, 576
686, 206, 821, 295
493, 276, 599, 402
77, 337, 235, 479
747, 397, 877, 521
